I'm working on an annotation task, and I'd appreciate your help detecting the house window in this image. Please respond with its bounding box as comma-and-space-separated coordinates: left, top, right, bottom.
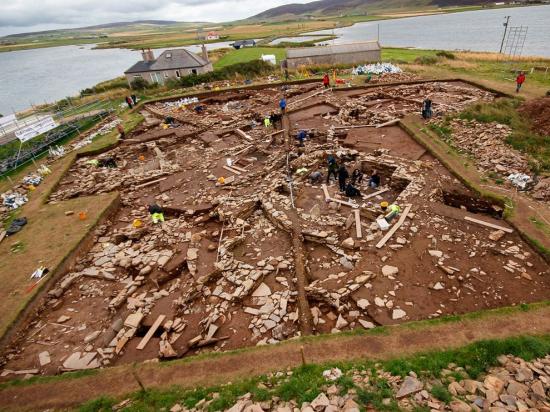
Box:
163, 72, 169, 78
175, 70, 181, 78
133, 75, 142, 79
191, 69, 198, 75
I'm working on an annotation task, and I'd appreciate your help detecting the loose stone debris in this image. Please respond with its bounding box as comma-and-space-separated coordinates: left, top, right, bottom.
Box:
1, 79, 548, 380
118, 353, 550, 412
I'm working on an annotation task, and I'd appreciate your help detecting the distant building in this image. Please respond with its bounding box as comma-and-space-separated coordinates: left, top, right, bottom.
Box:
124, 48, 213, 86
206, 31, 220, 40
285, 41, 381, 69
232, 40, 256, 49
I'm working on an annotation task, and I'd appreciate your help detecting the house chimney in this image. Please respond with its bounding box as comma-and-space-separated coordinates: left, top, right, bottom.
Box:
142, 48, 155, 62
201, 44, 209, 62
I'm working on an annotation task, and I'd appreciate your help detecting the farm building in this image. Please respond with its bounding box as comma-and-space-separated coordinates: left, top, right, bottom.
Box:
124, 48, 213, 86
285, 41, 381, 69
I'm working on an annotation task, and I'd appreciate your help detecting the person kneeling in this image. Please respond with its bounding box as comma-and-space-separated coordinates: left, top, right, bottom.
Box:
345, 183, 361, 197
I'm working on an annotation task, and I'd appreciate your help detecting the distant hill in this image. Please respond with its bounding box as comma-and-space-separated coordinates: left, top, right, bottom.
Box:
3, 20, 189, 39
248, 0, 497, 20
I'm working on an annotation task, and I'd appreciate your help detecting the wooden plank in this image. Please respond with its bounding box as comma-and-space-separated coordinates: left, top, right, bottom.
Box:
233, 145, 253, 155
464, 216, 513, 233
288, 88, 330, 106
354, 209, 362, 238
267, 129, 286, 137
334, 124, 376, 130
0, 230, 6, 245
328, 197, 359, 209
222, 165, 241, 175
376, 118, 399, 128
235, 129, 253, 142
376, 204, 412, 249
321, 184, 330, 201
363, 188, 389, 200
134, 177, 167, 189
230, 164, 248, 173
136, 315, 166, 350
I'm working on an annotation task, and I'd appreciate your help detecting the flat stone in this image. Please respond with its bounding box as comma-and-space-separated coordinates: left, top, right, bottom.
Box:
357, 299, 370, 309
124, 312, 144, 329
358, 319, 375, 329
335, 315, 348, 330
484, 375, 505, 394
449, 400, 471, 412
38, 351, 51, 366
84, 331, 101, 343
186, 248, 198, 260
341, 237, 355, 250
429, 250, 443, 258
310, 392, 330, 410
56, 315, 71, 323
396, 376, 423, 398
392, 309, 407, 320
252, 283, 271, 297
62, 352, 100, 370
381, 265, 399, 277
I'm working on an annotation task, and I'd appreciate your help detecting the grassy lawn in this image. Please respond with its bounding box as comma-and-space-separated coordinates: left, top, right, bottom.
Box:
77, 334, 550, 411
0, 152, 118, 338
214, 47, 286, 69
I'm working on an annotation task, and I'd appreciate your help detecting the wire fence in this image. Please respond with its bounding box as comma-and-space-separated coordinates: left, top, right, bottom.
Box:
0, 109, 112, 178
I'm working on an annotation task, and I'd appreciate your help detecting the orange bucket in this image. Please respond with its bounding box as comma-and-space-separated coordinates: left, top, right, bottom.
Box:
78, 211, 87, 220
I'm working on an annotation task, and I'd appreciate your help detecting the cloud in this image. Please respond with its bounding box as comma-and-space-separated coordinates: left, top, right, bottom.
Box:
0, 0, 310, 35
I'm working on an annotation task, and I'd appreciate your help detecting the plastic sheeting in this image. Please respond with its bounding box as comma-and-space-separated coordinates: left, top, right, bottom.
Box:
352, 62, 402, 75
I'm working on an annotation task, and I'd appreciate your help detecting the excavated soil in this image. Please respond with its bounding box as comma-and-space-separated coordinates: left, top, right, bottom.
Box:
519, 96, 550, 136
1, 80, 548, 383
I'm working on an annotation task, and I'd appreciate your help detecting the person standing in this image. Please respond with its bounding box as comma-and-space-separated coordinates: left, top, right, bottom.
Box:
421, 98, 432, 120
327, 154, 338, 184
338, 164, 349, 192
323, 73, 330, 88
131, 94, 137, 105
351, 168, 363, 185
296, 129, 306, 146
516, 71, 526, 93
279, 97, 287, 114
125, 96, 133, 109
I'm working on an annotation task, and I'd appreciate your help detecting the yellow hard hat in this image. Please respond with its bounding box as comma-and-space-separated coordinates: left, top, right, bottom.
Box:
380, 201, 389, 208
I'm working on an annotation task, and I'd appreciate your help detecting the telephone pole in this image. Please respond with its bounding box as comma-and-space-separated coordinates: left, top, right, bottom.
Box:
499, 16, 511, 53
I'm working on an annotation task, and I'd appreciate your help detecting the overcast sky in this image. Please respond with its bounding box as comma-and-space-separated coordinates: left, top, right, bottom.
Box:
0, 0, 309, 36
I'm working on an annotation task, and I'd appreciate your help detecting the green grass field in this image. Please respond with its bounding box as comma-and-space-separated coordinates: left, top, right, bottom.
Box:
214, 47, 286, 69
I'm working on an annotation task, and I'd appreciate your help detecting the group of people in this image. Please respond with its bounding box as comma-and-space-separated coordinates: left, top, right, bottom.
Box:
323, 154, 381, 198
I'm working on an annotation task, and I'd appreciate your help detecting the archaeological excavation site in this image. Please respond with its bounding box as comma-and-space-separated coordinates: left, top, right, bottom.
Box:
2, 80, 549, 378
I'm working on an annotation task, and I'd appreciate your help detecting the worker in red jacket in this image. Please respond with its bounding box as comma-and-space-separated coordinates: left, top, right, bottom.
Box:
323, 73, 330, 88
516, 71, 526, 93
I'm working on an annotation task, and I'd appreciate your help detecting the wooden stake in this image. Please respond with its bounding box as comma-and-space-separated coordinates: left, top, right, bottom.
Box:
300, 346, 307, 365
222, 165, 241, 175
134, 177, 167, 190
363, 187, 389, 200
464, 216, 513, 233
354, 209, 362, 238
235, 129, 253, 142
321, 184, 330, 201
136, 315, 166, 350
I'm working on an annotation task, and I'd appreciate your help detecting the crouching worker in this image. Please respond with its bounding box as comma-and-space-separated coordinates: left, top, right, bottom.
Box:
309, 170, 323, 184
345, 182, 361, 197
148, 203, 165, 224
385, 203, 401, 223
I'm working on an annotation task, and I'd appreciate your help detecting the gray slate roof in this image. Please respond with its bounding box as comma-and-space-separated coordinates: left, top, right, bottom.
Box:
286, 41, 380, 59
125, 49, 209, 74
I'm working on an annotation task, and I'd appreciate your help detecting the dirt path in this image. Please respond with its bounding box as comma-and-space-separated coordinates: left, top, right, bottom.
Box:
1, 305, 549, 411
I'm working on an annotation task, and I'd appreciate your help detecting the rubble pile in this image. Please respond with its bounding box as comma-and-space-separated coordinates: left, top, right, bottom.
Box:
445, 119, 531, 177
150, 353, 550, 412
330, 82, 494, 126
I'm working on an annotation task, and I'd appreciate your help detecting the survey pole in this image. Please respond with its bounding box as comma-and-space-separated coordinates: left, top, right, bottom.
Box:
499, 16, 511, 54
